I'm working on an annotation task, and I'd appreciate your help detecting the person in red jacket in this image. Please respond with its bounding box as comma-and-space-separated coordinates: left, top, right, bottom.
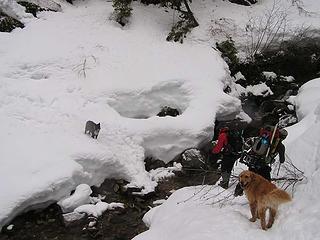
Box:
212, 127, 243, 189
208, 127, 228, 169
212, 127, 229, 154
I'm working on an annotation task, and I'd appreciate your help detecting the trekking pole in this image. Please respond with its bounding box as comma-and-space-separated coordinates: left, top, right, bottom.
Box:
265, 123, 279, 162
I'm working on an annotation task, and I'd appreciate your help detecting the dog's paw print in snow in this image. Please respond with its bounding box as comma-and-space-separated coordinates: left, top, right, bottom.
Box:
30, 72, 50, 80
108, 80, 191, 119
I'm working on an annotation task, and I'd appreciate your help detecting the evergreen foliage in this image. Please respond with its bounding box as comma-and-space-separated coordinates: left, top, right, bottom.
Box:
216, 38, 239, 75
17, 1, 45, 17
166, 17, 195, 43
0, 11, 24, 32
112, 0, 133, 26
160, 0, 199, 43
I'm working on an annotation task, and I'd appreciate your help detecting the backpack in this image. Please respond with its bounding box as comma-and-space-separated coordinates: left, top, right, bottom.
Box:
224, 130, 243, 155
252, 125, 279, 156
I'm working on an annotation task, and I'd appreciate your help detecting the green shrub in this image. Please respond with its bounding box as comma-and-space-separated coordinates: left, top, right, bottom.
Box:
17, 1, 45, 17
216, 38, 239, 74
166, 18, 196, 43
112, 0, 133, 26
0, 11, 24, 32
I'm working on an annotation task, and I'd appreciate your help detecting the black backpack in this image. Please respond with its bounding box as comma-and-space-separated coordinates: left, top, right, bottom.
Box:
224, 130, 243, 155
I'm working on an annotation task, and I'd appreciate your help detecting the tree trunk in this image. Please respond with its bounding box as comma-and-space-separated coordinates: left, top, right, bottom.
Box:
182, 0, 199, 27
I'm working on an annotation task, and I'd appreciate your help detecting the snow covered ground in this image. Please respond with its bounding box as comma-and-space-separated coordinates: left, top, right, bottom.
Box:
134, 78, 320, 239
1, 0, 319, 237
0, 0, 240, 229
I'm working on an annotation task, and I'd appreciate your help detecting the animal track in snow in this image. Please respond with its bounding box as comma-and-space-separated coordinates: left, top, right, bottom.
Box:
6, 63, 53, 81
30, 72, 50, 80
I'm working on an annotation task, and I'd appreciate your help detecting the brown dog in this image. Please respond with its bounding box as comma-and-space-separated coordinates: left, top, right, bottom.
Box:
239, 170, 291, 230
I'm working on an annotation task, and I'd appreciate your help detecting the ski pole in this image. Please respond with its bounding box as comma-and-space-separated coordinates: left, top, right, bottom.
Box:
277, 162, 281, 176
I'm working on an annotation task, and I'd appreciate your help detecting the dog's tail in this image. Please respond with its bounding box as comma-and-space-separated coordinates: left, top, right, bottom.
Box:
265, 189, 292, 207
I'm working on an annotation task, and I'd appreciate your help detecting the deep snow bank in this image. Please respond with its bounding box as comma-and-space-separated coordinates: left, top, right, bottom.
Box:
0, 0, 240, 228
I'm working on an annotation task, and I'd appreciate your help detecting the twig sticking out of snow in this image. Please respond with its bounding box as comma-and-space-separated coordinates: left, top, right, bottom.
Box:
73, 55, 97, 79
176, 157, 305, 207
271, 153, 306, 196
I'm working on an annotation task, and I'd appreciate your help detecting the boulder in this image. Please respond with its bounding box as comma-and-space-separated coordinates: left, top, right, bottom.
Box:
157, 106, 179, 117
145, 157, 166, 171
62, 212, 86, 227
181, 148, 206, 170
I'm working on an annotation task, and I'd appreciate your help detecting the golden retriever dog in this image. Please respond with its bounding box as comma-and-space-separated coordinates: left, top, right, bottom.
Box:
239, 170, 291, 230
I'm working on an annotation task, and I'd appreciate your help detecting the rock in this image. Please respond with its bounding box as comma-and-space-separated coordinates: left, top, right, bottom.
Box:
6, 224, 14, 231
181, 148, 206, 170
145, 157, 166, 171
113, 183, 121, 193
279, 114, 298, 128
47, 218, 56, 223
125, 186, 143, 195
157, 106, 179, 117
62, 212, 86, 227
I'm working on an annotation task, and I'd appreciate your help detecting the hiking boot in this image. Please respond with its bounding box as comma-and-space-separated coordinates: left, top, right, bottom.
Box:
219, 172, 231, 189
218, 182, 228, 189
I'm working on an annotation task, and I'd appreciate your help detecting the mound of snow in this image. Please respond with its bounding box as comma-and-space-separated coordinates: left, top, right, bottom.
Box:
246, 83, 273, 97
286, 78, 320, 176
58, 184, 92, 213
0, 0, 240, 229
21, 0, 62, 12
0, 0, 33, 22
133, 185, 294, 240
75, 201, 124, 218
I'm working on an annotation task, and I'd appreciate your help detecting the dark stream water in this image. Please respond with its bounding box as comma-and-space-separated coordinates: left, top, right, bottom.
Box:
0, 171, 220, 240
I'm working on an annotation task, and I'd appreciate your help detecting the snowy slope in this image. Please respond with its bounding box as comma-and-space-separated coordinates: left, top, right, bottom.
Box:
0, 0, 240, 228
133, 78, 320, 240
189, 0, 320, 56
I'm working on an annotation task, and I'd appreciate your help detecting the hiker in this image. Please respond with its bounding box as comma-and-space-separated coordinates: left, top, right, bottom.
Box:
234, 126, 288, 196
211, 127, 243, 189
250, 125, 287, 180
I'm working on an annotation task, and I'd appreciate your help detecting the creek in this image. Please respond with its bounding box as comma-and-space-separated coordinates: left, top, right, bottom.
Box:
0, 171, 220, 240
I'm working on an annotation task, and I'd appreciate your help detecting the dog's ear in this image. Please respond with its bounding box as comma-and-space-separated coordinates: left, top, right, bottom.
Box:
249, 172, 255, 181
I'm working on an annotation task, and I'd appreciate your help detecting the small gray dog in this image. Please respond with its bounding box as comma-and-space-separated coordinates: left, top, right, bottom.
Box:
85, 120, 100, 139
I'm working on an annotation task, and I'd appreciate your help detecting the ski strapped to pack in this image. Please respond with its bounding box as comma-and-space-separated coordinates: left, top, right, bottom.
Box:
265, 122, 279, 163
